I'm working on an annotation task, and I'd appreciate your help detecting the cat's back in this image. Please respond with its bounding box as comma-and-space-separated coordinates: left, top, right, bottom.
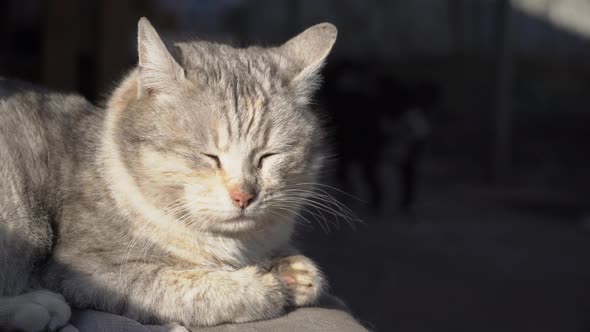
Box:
0, 78, 99, 212
0, 78, 96, 142
0, 78, 100, 295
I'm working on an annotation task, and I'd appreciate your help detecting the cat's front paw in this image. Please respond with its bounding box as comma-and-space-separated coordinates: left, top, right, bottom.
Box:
273, 255, 325, 307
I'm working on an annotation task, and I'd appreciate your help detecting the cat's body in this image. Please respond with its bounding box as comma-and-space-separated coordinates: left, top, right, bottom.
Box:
0, 18, 337, 330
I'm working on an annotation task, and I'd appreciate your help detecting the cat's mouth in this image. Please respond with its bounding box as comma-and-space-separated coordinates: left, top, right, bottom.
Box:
225, 213, 256, 223
226, 216, 249, 222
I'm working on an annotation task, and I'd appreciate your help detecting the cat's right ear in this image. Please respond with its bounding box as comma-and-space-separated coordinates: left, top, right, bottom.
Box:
275, 23, 338, 103
137, 17, 185, 97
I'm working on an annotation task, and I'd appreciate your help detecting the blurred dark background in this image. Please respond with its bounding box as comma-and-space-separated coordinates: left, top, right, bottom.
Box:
2, 0, 590, 331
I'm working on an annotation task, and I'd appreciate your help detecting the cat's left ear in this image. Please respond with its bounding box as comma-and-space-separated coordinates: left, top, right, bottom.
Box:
137, 17, 185, 97
275, 23, 337, 101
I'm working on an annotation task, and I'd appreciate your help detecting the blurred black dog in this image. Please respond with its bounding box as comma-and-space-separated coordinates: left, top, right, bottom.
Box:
321, 61, 439, 211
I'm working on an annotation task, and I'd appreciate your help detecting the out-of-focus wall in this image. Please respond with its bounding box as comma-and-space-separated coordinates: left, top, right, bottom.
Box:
4, 0, 590, 101
237, 0, 590, 61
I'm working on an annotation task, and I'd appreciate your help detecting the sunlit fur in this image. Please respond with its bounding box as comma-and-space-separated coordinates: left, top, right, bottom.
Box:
0, 19, 339, 329
114, 53, 326, 235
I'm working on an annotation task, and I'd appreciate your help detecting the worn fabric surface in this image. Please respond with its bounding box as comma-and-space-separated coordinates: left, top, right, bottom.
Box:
58, 300, 368, 332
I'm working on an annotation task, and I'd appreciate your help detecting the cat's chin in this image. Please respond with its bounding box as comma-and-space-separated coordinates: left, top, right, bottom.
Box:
203, 217, 260, 234
195, 213, 263, 234
188, 209, 285, 234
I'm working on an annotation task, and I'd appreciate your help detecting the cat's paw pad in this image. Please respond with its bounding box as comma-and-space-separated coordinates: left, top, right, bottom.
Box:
8, 289, 71, 332
274, 255, 325, 307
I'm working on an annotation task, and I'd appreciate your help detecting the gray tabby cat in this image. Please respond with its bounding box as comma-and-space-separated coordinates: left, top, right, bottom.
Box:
0, 18, 337, 330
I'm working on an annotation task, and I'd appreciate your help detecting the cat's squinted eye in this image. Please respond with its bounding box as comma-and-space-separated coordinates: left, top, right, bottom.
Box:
257, 153, 277, 169
201, 153, 222, 169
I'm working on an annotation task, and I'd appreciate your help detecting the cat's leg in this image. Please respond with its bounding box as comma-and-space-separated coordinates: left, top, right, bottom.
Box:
400, 140, 422, 211
271, 254, 325, 307
142, 266, 291, 326
0, 176, 70, 331
53, 262, 290, 327
0, 289, 71, 332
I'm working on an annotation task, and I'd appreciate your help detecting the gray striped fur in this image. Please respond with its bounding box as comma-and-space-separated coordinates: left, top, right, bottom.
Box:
0, 18, 337, 330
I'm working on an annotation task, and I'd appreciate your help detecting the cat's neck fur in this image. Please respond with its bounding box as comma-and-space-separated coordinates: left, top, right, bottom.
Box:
98, 69, 292, 267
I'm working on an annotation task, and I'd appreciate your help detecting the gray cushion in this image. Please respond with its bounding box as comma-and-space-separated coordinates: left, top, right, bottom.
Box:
58, 296, 368, 332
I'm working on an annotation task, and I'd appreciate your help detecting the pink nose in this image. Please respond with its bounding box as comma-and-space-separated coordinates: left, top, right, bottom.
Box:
229, 188, 255, 209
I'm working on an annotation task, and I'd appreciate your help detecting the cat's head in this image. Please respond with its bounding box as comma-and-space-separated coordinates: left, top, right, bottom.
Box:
108, 18, 337, 234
